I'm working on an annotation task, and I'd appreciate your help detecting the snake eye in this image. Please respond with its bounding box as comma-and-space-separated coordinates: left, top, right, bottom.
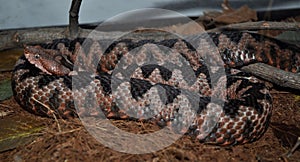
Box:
34, 54, 40, 59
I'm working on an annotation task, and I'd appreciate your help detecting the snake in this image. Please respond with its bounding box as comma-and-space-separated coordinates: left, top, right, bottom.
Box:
11, 31, 300, 146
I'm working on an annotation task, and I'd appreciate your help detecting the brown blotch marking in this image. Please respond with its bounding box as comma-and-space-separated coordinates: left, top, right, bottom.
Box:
33, 94, 39, 99
222, 117, 230, 123
60, 103, 66, 109
226, 122, 234, 129
16, 87, 21, 92
233, 117, 240, 122
223, 133, 231, 139
23, 82, 28, 87
66, 91, 72, 96
197, 118, 204, 126
41, 96, 48, 101
215, 132, 222, 138
218, 121, 225, 127
253, 120, 258, 126
229, 129, 236, 134
246, 111, 252, 116
61, 94, 67, 99
256, 123, 261, 130
233, 133, 241, 139
49, 89, 55, 94
219, 128, 227, 134
235, 124, 242, 129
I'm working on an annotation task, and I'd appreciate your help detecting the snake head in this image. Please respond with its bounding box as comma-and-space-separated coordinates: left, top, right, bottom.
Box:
24, 45, 71, 76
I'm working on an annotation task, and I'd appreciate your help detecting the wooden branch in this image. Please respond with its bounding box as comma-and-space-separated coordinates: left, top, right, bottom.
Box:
69, 0, 82, 39
0, 27, 130, 51
241, 63, 300, 90
216, 21, 300, 31
0, 26, 181, 51
0, 27, 67, 50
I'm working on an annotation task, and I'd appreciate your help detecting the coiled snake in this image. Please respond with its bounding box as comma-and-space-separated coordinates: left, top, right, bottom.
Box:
12, 31, 300, 146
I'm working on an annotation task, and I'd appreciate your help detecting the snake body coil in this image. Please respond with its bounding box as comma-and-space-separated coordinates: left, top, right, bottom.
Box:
12, 31, 300, 146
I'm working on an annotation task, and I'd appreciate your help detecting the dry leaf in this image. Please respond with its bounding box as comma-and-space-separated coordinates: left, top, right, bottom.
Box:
214, 5, 257, 24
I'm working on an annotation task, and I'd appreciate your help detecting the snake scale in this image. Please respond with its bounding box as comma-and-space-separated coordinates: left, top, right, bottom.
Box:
12, 31, 300, 146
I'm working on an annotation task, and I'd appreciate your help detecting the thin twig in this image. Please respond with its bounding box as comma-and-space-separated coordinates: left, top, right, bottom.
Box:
47, 127, 82, 136
0, 103, 14, 109
31, 97, 62, 132
69, 0, 82, 39
287, 137, 300, 157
